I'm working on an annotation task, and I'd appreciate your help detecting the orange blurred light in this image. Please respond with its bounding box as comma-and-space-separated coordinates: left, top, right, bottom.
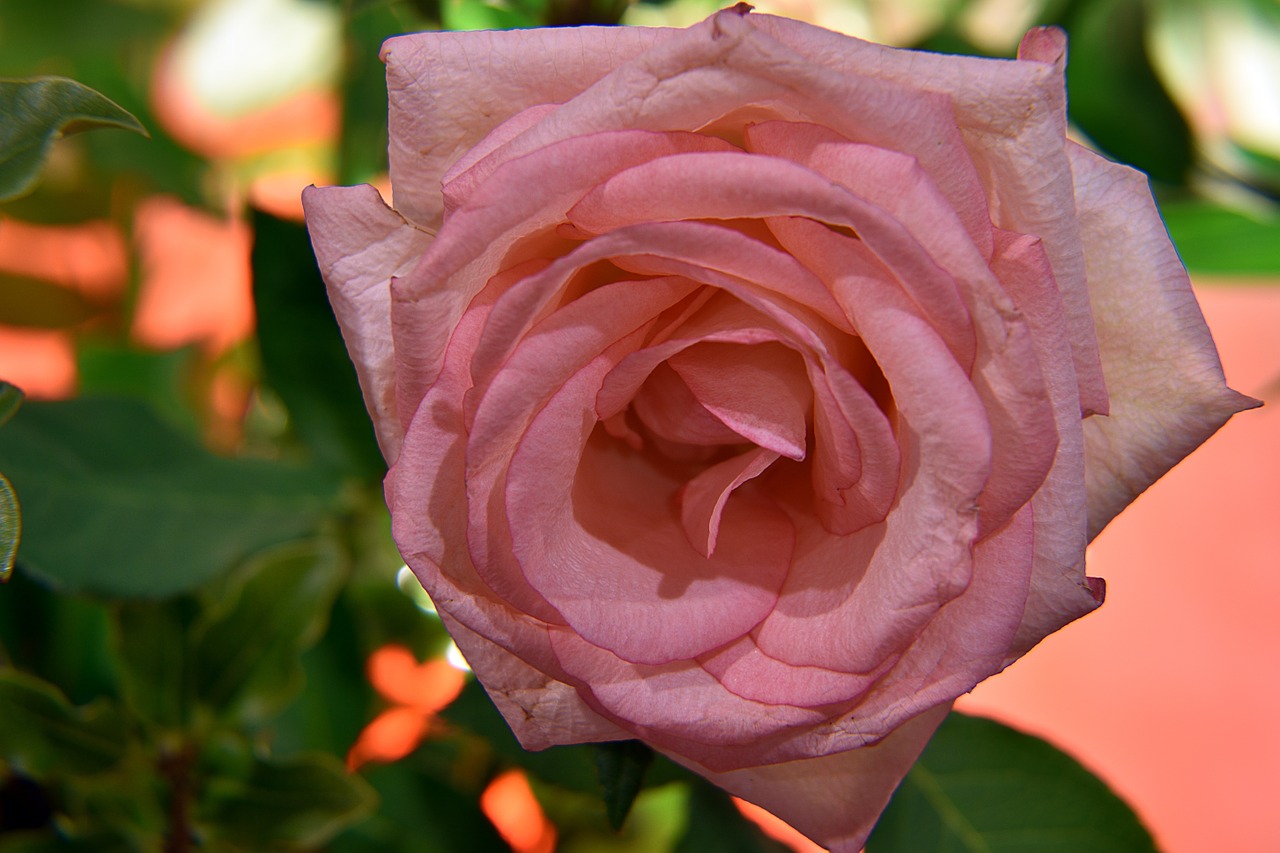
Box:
347, 644, 469, 771
481, 769, 557, 853
346, 706, 431, 769
131, 195, 254, 353
151, 42, 339, 162
0, 327, 76, 399
0, 217, 128, 300
734, 798, 825, 853
367, 645, 468, 713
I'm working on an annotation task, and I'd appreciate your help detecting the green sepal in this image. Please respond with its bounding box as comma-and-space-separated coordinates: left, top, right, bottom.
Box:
593, 740, 654, 831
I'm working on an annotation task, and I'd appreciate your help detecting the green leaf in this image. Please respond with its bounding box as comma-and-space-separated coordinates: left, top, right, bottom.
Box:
200, 752, 377, 849
674, 780, 790, 853
1161, 199, 1280, 276
0, 668, 129, 777
867, 712, 1157, 853
74, 343, 200, 437
0, 380, 23, 427
594, 740, 655, 831
1063, 0, 1193, 184
109, 599, 195, 731
0, 397, 343, 598
251, 209, 384, 479
0, 473, 18, 583
332, 762, 509, 853
192, 539, 344, 725
0, 77, 147, 202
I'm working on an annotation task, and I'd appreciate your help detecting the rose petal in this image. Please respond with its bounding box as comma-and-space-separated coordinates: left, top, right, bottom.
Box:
381, 25, 669, 229
990, 229, 1103, 652
699, 633, 898, 708
569, 150, 977, 366
669, 341, 811, 461
301, 183, 432, 461
390, 131, 736, 428
1068, 144, 1259, 538
678, 703, 952, 853
750, 14, 1109, 416
507, 358, 794, 665
680, 446, 780, 558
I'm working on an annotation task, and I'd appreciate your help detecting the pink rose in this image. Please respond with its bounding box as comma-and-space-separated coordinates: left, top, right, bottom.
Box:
304, 9, 1253, 850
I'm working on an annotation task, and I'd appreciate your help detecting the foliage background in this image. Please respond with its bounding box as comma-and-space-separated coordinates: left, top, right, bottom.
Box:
0, 0, 1276, 850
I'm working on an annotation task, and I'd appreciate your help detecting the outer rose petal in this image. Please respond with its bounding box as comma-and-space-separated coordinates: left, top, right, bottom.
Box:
1068, 144, 1260, 538
438, 610, 629, 749
382, 26, 669, 229
681, 704, 952, 853
301, 184, 432, 460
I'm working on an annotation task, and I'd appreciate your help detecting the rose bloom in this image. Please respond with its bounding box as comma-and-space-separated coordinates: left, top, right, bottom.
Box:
304, 8, 1254, 850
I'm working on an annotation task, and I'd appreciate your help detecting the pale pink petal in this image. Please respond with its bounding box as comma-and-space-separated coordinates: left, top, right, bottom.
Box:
747, 125, 1059, 533
679, 704, 952, 853
756, 218, 990, 674
699, 633, 898, 708
669, 341, 811, 461
569, 150, 977, 365
381, 25, 669, 229
506, 352, 793, 665
1068, 144, 1259, 538
990, 229, 1103, 652
548, 630, 832, 766
467, 276, 699, 624
438, 611, 629, 750
301, 183, 433, 461
750, 13, 1108, 417
631, 361, 746, 448
486, 10, 991, 263
390, 131, 735, 427
680, 446, 780, 558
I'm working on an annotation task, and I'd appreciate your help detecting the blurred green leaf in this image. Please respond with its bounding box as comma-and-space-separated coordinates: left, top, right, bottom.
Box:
673, 780, 789, 853
867, 712, 1157, 852
110, 599, 195, 731
0, 77, 147, 202
1063, 0, 1193, 184
0, 668, 129, 777
192, 539, 344, 725
1, 473, 20, 583
594, 740, 654, 831
1162, 199, 1280, 276
333, 762, 509, 853
441, 0, 546, 30
0, 832, 135, 853
0, 397, 343, 598
75, 343, 201, 437
0, 272, 102, 329
251, 209, 384, 479
0, 381, 23, 426
200, 752, 377, 849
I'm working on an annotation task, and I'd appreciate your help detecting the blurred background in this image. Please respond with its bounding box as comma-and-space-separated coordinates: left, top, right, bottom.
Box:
0, 0, 1276, 850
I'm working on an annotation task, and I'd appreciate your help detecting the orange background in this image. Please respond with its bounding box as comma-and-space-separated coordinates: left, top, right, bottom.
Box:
959, 283, 1280, 853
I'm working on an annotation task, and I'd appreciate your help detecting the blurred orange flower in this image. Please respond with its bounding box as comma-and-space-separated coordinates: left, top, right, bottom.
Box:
346, 645, 467, 770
